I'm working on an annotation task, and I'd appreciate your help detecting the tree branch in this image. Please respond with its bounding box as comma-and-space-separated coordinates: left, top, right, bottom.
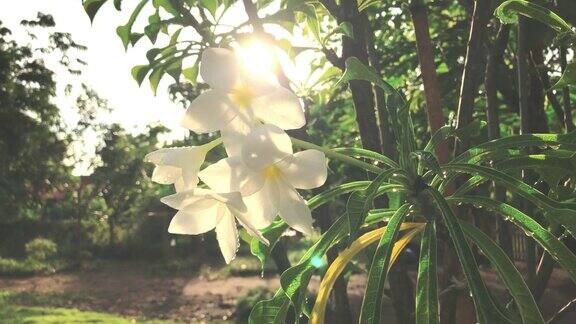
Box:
454, 0, 491, 153
409, 0, 449, 163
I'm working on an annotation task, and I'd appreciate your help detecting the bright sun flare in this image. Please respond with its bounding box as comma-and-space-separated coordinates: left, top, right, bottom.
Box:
237, 40, 277, 78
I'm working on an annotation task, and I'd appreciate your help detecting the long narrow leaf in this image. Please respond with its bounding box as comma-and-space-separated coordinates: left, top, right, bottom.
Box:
415, 221, 439, 324
360, 204, 411, 323
442, 164, 576, 238
426, 188, 512, 323
249, 289, 290, 324
454, 133, 576, 163
333, 147, 399, 168
447, 196, 576, 283
310, 223, 424, 324
347, 169, 399, 240
460, 221, 545, 324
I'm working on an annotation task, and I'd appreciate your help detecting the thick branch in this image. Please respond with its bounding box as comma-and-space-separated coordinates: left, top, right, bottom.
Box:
177, 2, 212, 43
485, 24, 510, 140
409, 0, 449, 163
338, 0, 381, 153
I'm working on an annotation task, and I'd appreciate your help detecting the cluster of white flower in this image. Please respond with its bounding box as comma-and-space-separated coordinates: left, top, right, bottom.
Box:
145, 48, 328, 263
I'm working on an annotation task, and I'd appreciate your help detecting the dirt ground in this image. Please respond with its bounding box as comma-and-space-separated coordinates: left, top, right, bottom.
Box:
0, 261, 575, 323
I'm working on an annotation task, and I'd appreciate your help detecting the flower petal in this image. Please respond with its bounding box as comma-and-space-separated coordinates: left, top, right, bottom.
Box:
161, 188, 241, 210
252, 86, 305, 130
278, 150, 327, 189
241, 124, 293, 171
276, 182, 314, 235
198, 156, 265, 195
215, 209, 239, 264
243, 180, 280, 229
181, 89, 238, 133
167, 202, 221, 235
200, 48, 239, 91
221, 108, 257, 157
233, 210, 269, 245
145, 146, 208, 189
150, 165, 182, 185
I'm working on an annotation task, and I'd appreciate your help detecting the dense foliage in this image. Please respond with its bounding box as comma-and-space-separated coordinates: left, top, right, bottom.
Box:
83, 0, 576, 323
2, 0, 576, 323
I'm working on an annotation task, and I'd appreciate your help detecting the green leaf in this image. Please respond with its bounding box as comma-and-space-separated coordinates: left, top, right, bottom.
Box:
448, 196, 576, 284
346, 169, 398, 241
249, 219, 287, 271
165, 58, 182, 82
83, 0, 107, 23
249, 181, 371, 270
336, 22, 354, 38
146, 48, 162, 63
333, 147, 399, 168
358, 0, 378, 12
459, 221, 545, 324
129, 32, 144, 46
424, 121, 485, 158
280, 215, 349, 317
412, 150, 441, 176
360, 204, 411, 324
451, 153, 576, 196
199, 0, 219, 17
495, 0, 574, 34
131, 65, 150, 86
113, 0, 122, 10
148, 67, 164, 94
182, 65, 199, 84
553, 61, 576, 89
303, 4, 321, 43
278, 183, 403, 318
249, 289, 290, 324
144, 11, 161, 43
153, 0, 179, 15
443, 164, 576, 238
454, 133, 576, 164
426, 188, 512, 323
169, 28, 182, 46
117, 0, 149, 50
415, 221, 439, 324
337, 57, 403, 103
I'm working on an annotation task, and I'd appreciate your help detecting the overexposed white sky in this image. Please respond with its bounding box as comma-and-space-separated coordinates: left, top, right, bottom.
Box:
0, 0, 321, 174
1, 0, 186, 132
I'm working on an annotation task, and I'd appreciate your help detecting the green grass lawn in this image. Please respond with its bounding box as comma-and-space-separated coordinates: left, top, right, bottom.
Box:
0, 304, 155, 323
0, 291, 169, 323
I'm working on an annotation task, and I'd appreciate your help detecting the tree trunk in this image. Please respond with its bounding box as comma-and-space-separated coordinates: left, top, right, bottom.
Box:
409, 0, 449, 163
339, 0, 382, 154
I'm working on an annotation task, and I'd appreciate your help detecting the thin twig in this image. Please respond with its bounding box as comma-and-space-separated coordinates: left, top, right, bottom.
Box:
548, 298, 576, 324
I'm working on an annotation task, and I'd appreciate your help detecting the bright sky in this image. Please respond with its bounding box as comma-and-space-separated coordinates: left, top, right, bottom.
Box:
1, 0, 190, 174
0, 0, 320, 174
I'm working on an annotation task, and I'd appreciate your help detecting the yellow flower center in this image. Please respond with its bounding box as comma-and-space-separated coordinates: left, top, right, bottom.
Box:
264, 165, 281, 179
230, 85, 254, 108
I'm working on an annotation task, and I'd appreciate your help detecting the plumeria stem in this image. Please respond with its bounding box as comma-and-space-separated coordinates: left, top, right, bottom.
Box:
203, 137, 223, 151
291, 137, 383, 174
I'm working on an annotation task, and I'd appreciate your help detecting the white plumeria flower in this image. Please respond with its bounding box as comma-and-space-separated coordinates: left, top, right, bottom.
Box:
199, 124, 327, 235
161, 188, 268, 264
145, 139, 219, 192
181, 48, 305, 156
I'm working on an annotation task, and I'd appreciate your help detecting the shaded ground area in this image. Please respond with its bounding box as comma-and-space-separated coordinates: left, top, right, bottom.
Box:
0, 261, 575, 323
